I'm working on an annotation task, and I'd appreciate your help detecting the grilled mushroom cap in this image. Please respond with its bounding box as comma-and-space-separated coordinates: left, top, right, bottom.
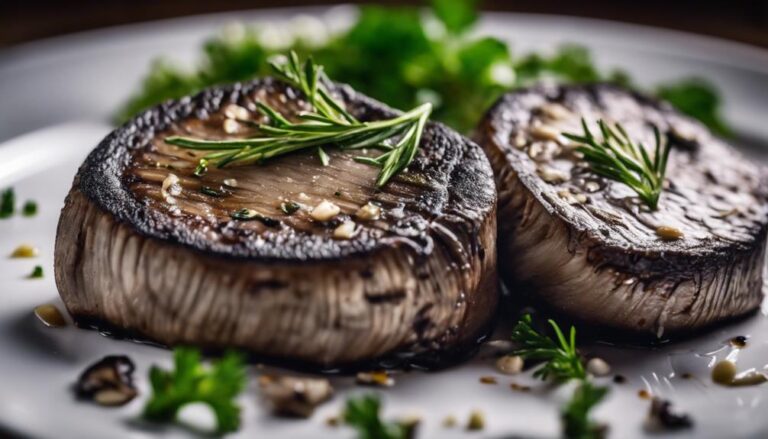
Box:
476, 83, 768, 337
54, 78, 497, 367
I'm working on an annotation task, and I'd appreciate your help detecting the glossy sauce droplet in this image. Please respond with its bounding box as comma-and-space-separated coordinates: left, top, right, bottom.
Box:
729, 335, 748, 348
34, 304, 67, 327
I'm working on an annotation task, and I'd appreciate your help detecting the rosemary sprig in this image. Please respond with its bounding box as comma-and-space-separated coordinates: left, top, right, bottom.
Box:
511, 314, 585, 382
165, 52, 432, 187
563, 119, 671, 210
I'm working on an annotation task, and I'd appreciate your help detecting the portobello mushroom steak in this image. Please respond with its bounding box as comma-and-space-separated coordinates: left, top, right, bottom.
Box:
477, 84, 768, 337
54, 78, 498, 367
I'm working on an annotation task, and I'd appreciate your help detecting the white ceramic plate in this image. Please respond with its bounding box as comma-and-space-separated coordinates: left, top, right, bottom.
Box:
1, 7, 768, 439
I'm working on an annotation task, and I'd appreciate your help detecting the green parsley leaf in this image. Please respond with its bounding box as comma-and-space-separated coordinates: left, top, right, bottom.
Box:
511, 314, 585, 382
143, 347, 246, 434
28, 265, 44, 279
432, 0, 479, 35
344, 394, 411, 439
656, 78, 732, 137
562, 381, 609, 439
22, 200, 38, 217
0, 188, 15, 218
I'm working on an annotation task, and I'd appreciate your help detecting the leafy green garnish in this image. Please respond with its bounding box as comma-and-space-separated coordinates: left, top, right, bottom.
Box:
22, 200, 38, 217
28, 265, 44, 279
564, 119, 670, 210
432, 0, 478, 34
0, 188, 15, 218
143, 348, 246, 434
511, 314, 585, 382
166, 53, 432, 187
117, 2, 732, 137
656, 78, 732, 137
344, 394, 412, 439
562, 381, 609, 439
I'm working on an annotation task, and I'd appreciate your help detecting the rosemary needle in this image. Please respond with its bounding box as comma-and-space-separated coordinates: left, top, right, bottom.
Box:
165, 52, 432, 187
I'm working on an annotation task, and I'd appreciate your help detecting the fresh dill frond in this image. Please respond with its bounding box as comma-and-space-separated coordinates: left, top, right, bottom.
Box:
563, 119, 671, 210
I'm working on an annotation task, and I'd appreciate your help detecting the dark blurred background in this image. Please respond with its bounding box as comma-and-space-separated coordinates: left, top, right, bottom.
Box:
1, 0, 768, 48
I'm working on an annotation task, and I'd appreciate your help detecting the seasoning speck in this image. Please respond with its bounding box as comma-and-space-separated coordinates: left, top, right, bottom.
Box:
644, 397, 693, 432
638, 389, 652, 400
730, 335, 748, 348
356, 371, 394, 387
311, 200, 340, 221
495, 355, 523, 375
466, 410, 485, 431
509, 382, 531, 392
656, 225, 684, 241
711, 360, 737, 385
34, 304, 67, 327
326, 416, 339, 427
11, 244, 38, 258
613, 374, 627, 384
479, 376, 497, 385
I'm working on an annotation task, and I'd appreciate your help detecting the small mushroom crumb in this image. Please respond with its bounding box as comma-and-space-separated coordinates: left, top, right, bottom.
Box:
730, 335, 748, 348
333, 221, 357, 239
558, 189, 587, 205
310, 200, 341, 221
656, 225, 684, 241
586, 357, 611, 377
75, 355, 138, 407
479, 376, 497, 385
443, 415, 457, 428
356, 371, 394, 387
466, 410, 485, 431
356, 202, 381, 221
259, 374, 333, 418
495, 355, 523, 375
34, 304, 67, 327
644, 397, 693, 432
509, 382, 531, 392
223, 118, 241, 134
224, 104, 250, 121
223, 178, 238, 188
11, 244, 38, 258
613, 374, 627, 384
638, 389, 652, 400
584, 181, 601, 193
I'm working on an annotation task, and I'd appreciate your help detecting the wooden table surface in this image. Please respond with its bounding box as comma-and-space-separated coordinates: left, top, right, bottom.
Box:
1, 0, 767, 49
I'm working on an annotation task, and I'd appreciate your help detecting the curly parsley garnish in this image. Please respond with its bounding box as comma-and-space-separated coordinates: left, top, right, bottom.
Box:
344, 394, 414, 439
511, 314, 585, 382
143, 348, 246, 434
564, 119, 670, 210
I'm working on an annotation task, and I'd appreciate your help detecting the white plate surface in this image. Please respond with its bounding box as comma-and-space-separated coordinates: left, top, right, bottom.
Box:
1, 7, 768, 439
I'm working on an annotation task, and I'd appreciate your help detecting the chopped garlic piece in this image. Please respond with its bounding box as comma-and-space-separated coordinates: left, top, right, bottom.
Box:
311, 200, 340, 221
223, 178, 238, 187
333, 221, 357, 239
161, 173, 182, 201
223, 104, 250, 121
223, 119, 241, 134
355, 202, 381, 220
